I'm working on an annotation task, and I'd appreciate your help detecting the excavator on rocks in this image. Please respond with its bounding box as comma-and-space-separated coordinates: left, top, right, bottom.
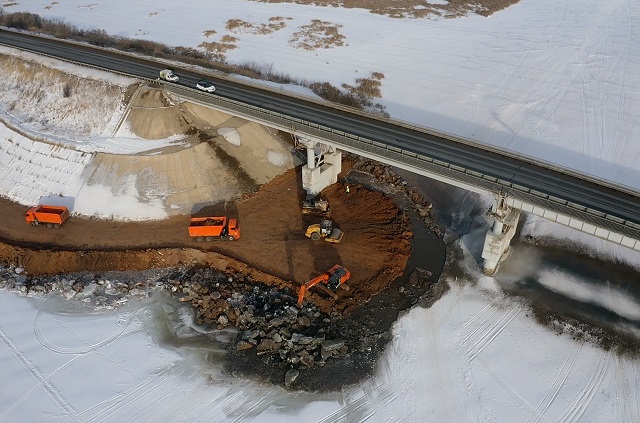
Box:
297, 265, 351, 306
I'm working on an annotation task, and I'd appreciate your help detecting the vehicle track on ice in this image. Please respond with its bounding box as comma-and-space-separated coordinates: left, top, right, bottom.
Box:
553, 351, 612, 423
525, 341, 584, 423
464, 305, 521, 362
613, 356, 640, 423
33, 299, 141, 355
0, 328, 81, 423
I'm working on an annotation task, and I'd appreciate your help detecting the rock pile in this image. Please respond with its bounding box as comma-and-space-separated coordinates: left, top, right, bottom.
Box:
0, 264, 157, 308
168, 267, 348, 386
0, 264, 349, 387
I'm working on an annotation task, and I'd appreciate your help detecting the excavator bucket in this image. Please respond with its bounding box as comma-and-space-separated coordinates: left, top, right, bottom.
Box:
297, 285, 308, 306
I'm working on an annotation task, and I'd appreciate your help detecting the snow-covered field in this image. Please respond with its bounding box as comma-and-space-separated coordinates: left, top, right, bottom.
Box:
6, 0, 640, 190
2, 0, 640, 421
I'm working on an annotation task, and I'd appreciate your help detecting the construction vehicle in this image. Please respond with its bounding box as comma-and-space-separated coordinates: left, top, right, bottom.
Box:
188, 216, 240, 241
297, 264, 351, 306
301, 195, 331, 218
305, 219, 343, 243
25, 205, 69, 228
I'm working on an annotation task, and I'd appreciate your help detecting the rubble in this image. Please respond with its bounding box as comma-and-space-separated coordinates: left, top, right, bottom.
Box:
0, 263, 354, 384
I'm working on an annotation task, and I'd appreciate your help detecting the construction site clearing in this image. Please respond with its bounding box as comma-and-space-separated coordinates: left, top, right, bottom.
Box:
0, 55, 447, 388
0, 161, 449, 389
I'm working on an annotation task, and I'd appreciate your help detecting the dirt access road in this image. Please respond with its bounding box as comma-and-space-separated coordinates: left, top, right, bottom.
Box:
0, 163, 413, 315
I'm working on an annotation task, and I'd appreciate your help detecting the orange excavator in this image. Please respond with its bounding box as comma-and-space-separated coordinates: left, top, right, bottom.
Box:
297, 265, 351, 306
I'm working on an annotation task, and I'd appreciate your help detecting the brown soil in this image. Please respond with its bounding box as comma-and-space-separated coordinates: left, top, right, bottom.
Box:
0, 165, 411, 315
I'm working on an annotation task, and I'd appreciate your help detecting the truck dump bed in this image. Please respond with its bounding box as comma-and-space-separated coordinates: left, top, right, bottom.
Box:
188, 217, 226, 237
25, 205, 70, 226
188, 217, 239, 240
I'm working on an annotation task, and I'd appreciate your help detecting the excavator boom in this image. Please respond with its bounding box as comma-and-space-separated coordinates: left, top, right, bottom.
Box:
297, 265, 351, 306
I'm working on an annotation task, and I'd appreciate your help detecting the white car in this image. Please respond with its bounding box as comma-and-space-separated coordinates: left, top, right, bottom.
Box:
196, 80, 216, 93
159, 69, 179, 82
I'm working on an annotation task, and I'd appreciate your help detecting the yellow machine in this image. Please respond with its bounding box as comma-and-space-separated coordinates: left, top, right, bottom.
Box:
305, 219, 344, 243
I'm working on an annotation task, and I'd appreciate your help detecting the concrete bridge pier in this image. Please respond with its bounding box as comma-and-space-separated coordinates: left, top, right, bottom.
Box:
297, 136, 342, 195
481, 196, 521, 275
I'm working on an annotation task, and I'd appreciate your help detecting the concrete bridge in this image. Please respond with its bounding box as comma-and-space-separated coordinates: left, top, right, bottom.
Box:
164, 86, 640, 275
2, 29, 640, 275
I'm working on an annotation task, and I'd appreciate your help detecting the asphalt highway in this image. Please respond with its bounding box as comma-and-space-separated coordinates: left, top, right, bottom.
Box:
2, 30, 639, 230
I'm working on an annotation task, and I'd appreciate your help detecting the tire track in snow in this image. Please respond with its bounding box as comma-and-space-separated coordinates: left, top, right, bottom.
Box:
79, 362, 182, 423
313, 392, 372, 423
33, 299, 141, 355
613, 355, 640, 423
476, 355, 550, 423
527, 341, 584, 423
465, 305, 521, 362
553, 351, 611, 423
0, 353, 82, 423
0, 328, 80, 423
449, 300, 501, 347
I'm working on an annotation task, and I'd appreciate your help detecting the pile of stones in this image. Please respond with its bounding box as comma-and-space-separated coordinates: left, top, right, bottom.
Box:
0, 264, 158, 308
168, 267, 349, 386
0, 264, 348, 386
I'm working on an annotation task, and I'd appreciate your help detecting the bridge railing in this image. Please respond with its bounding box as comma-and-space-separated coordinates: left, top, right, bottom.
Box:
165, 84, 640, 241
3, 34, 640, 240
3, 29, 639, 200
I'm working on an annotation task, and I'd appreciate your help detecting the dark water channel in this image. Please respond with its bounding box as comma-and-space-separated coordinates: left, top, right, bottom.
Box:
397, 168, 640, 355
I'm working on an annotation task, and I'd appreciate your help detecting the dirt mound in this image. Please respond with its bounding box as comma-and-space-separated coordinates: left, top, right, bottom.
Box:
125, 88, 194, 139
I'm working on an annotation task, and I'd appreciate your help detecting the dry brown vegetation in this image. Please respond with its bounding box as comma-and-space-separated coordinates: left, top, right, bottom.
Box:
248, 0, 519, 18
289, 20, 345, 50
226, 16, 292, 35
0, 10, 390, 113
199, 35, 238, 61
343, 72, 384, 100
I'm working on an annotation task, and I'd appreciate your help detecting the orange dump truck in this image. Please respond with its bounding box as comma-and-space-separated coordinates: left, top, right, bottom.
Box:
188, 216, 240, 241
25, 205, 70, 228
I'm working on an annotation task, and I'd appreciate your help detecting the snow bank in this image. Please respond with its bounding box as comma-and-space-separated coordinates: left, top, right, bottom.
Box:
0, 123, 91, 206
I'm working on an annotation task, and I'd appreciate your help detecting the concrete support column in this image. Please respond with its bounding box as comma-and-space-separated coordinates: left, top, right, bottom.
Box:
492, 220, 504, 235
481, 198, 520, 275
296, 135, 342, 195
306, 147, 315, 169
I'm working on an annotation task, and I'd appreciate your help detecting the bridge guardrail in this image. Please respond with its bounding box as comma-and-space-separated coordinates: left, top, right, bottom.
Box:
3, 35, 640, 240
166, 84, 640, 238
3, 29, 639, 200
